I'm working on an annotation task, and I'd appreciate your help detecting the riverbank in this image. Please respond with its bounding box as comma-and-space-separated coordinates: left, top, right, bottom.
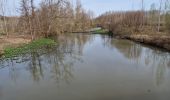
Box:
3, 38, 56, 58
92, 29, 170, 51
0, 35, 31, 56
113, 34, 170, 51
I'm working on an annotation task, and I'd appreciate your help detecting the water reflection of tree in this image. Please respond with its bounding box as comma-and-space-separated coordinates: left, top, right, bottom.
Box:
104, 36, 170, 86
0, 86, 2, 100
144, 49, 170, 86
0, 34, 91, 84
104, 37, 142, 60
28, 51, 44, 82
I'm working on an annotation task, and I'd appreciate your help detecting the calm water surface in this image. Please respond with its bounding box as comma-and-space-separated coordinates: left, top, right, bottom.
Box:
0, 34, 170, 100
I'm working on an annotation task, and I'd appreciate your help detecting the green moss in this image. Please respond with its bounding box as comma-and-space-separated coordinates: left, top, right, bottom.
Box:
4, 38, 57, 58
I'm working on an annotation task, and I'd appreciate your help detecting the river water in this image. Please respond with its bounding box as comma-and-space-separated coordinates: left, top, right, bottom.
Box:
0, 34, 170, 100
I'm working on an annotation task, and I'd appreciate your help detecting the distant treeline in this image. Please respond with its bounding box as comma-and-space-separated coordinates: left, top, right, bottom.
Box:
0, 0, 94, 39
95, 0, 170, 35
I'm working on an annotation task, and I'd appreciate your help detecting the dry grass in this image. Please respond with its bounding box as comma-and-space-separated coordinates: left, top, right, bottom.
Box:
0, 35, 31, 54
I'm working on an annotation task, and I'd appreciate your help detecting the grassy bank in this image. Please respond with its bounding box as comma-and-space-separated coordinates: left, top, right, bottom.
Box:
92, 29, 109, 34
3, 38, 56, 58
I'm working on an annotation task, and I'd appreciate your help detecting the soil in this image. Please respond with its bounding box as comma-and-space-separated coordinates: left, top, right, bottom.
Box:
0, 35, 31, 56
114, 34, 170, 51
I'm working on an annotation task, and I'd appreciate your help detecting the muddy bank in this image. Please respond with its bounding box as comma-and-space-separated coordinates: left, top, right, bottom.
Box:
114, 34, 170, 51
0, 35, 31, 56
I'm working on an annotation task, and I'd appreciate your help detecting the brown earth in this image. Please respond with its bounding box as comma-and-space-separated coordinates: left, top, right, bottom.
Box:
114, 34, 170, 51
0, 35, 31, 56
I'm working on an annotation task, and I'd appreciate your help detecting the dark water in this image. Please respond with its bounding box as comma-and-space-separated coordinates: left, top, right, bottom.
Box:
0, 34, 170, 100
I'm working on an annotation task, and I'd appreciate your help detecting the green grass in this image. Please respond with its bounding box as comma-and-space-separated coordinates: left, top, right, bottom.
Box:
4, 38, 57, 58
93, 29, 109, 34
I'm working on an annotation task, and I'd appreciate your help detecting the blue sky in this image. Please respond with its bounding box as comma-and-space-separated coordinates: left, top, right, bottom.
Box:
4, 0, 160, 16
80, 0, 160, 16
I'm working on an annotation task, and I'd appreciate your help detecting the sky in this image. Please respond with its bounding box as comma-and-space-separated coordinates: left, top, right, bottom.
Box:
80, 0, 160, 16
2, 0, 160, 16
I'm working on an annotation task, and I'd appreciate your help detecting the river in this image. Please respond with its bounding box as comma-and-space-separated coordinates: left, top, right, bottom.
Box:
0, 34, 170, 100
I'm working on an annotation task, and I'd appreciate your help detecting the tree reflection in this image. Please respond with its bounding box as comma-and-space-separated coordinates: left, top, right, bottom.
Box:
0, 34, 91, 84
0, 34, 169, 86
104, 36, 170, 86
28, 51, 44, 81
144, 49, 170, 86
104, 37, 142, 60
0, 86, 2, 98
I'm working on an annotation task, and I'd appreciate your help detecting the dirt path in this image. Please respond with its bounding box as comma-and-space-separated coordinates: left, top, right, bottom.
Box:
0, 35, 31, 55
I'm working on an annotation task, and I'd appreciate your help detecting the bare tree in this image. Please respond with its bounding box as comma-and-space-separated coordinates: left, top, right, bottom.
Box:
0, 0, 8, 36
0, 0, 93, 38
149, 3, 157, 31
158, 0, 163, 32
165, 0, 170, 33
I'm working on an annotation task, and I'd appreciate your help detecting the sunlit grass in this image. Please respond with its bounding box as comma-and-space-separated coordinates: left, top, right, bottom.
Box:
93, 29, 109, 34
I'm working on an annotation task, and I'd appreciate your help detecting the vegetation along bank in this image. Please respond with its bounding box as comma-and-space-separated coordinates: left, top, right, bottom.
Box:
95, 0, 170, 51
